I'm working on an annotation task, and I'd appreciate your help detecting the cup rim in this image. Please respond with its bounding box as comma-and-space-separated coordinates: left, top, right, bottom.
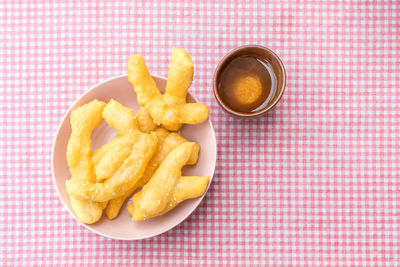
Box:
213, 45, 286, 117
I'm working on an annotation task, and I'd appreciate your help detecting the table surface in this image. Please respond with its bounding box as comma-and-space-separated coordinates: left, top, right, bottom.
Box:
1, 1, 399, 266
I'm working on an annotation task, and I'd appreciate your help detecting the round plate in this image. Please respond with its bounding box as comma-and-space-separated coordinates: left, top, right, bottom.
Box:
51, 74, 216, 240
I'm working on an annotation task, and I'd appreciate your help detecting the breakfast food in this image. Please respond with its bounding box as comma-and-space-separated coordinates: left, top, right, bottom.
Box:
94, 99, 139, 182
94, 132, 139, 182
104, 128, 168, 219
128, 48, 209, 131
66, 132, 158, 202
129, 175, 209, 221
102, 99, 138, 134
66, 100, 106, 224
104, 128, 200, 220
136, 142, 195, 215
164, 48, 194, 106
137, 107, 156, 133
128, 142, 209, 221
65, 48, 210, 224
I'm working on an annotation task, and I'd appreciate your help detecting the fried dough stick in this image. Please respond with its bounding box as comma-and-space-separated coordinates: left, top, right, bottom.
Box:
128, 176, 209, 221
66, 132, 158, 202
104, 128, 168, 219
161, 48, 194, 130
132, 142, 195, 217
93, 99, 139, 182
128, 52, 209, 131
163, 48, 194, 105
105, 129, 200, 220
137, 107, 156, 133
102, 99, 138, 134
66, 100, 106, 224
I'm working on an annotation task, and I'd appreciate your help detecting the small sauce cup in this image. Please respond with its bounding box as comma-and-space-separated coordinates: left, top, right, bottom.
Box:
213, 45, 286, 117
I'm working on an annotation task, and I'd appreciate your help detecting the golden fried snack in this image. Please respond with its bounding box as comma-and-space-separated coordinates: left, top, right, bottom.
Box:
128, 176, 209, 221
137, 107, 156, 133
138, 131, 200, 188
100, 201, 108, 209
91, 135, 122, 165
103, 196, 125, 219
104, 129, 201, 219
102, 99, 138, 134
162, 48, 194, 130
67, 100, 105, 176
69, 198, 103, 224
127, 53, 209, 131
92, 99, 139, 181
66, 132, 158, 202
104, 128, 169, 219
138, 142, 195, 216
94, 132, 139, 181
163, 48, 194, 106
66, 100, 106, 224
161, 132, 200, 165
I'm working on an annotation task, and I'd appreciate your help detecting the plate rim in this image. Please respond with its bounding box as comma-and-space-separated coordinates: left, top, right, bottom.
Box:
51, 74, 217, 240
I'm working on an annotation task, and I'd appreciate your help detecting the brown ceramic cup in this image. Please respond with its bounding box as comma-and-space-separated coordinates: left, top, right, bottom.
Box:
213, 45, 286, 117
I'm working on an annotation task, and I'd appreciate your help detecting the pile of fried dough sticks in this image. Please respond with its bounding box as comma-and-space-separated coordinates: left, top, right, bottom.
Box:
65, 48, 210, 224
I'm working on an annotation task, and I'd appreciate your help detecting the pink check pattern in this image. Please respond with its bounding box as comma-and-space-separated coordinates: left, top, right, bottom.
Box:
1, 0, 399, 266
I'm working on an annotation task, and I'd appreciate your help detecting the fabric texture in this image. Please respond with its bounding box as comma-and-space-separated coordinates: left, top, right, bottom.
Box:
1, 1, 399, 266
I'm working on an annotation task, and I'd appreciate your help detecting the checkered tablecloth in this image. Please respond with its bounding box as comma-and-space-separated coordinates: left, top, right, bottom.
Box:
1, 0, 399, 266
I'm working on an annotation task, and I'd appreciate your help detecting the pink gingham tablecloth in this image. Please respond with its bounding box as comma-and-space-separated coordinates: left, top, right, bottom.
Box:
1, 1, 399, 266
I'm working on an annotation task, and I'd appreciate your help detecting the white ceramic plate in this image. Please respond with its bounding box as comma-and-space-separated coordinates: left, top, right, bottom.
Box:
51, 74, 216, 240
